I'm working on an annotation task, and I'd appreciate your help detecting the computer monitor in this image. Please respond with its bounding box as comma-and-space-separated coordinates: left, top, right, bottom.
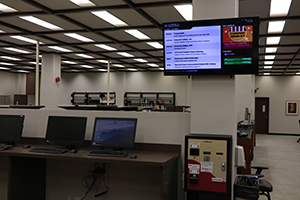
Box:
91, 117, 138, 150
0, 114, 25, 145
46, 116, 87, 148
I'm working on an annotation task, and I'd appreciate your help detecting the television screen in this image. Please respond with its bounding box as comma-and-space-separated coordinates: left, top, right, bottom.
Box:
91, 117, 137, 149
46, 116, 87, 147
163, 17, 259, 76
0, 115, 25, 144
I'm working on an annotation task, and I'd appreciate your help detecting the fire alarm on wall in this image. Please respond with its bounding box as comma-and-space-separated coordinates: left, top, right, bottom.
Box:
55, 77, 60, 82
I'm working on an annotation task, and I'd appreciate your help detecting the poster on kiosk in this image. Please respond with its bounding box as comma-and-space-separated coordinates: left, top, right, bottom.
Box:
185, 134, 232, 200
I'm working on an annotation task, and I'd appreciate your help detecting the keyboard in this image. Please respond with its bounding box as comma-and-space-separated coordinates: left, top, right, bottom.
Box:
0, 144, 13, 151
88, 150, 128, 157
29, 147, 68, 154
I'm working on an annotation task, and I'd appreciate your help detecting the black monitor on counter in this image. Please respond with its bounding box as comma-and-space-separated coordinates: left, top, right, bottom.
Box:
163, 17, 259, 76
45, 116, 87, 148
0, 114, 25, 145
91, 117, 138, 150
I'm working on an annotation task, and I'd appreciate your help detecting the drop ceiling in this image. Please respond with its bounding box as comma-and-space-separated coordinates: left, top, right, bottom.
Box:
0, 0, 299, 76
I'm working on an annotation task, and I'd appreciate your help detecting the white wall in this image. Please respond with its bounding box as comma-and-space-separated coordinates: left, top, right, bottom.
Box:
0, 71, 26, 104
256, 76, 300, 134
60, 72, 192, 106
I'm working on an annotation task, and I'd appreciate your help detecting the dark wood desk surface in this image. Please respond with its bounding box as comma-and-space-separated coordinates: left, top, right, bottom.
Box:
0, 143, 180, 166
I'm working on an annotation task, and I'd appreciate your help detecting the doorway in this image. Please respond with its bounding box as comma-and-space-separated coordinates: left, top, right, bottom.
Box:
255, 97, 269, 134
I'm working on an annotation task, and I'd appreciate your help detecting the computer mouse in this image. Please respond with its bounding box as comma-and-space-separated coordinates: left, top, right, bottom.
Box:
70, 149, 78, 153
23, 145, 31, 149
130, 154, 137, 159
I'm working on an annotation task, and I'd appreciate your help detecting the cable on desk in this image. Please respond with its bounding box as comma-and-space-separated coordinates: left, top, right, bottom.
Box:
80, 163, 108, 200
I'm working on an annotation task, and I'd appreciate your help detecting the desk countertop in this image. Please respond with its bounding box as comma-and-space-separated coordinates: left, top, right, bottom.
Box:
0, 144, 180, 166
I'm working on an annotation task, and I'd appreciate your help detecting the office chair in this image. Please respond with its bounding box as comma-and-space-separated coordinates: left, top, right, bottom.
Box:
251, 166, 273, 200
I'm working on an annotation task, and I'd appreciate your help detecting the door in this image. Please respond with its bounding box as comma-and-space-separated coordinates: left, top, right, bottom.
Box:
255, 97, 269, 134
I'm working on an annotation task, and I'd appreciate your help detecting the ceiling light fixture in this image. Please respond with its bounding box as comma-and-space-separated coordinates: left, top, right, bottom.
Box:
0, 3, 17, 12
125, 29, 150, 40
76, 54, 94, 58
97, 69, 107, 71
19, 16, 63, 30
265, 55, 275, 60
268, 21, 285, 33
264, 66, 273, 69
265, 47, 277, 53
174, 4, 193, 21
97, 60, 108, 63
134, 59, 148, 63
117, 52, 134, 57
69, 0, 95, 7
127, 68, 138, 71
0, 67, 10, 70
48, 46, 73, 52
0, 62, 14, 66
147, 42, 163, 49
64, 33, 94, 42
80, 65, 94, 68
270, 0, 292, 17
0, 56, 21, 61
147, 63, 159, 67
266, 37, 281, 45
263, 73, 271, 75
62, 61, 77, 64
113, 64, 125, 67
264, 61, 274, 65
4, 47, 30, 54
95, 44, 117, 51
17, 70, 29, 73
91, 11, 128, 27
10, 35, 40, 44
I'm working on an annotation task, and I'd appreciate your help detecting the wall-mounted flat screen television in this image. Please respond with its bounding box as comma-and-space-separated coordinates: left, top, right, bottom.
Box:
163, 17, 259, 76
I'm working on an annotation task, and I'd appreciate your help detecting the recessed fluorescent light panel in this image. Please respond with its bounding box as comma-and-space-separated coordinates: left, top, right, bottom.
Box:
265, 55, 275, 60
4, 47, 30, 54
147, 42, 163, 49
265, 47, 277, 53
95, 44, 117, 51
117, 52, 134, 57
270, 0, 292, 17
127, 68, 137, 71
264, 66, 273, 69
263, 73, 271, 75
69, 0, 95, 7
264, 61, 274, 65
125, 29, 150, 40
97, 60, 108, 63
76, 54, 94, 58
113, 64, 125, 68
174, 4, 193, 21
0, 56, 21, 61
0, 62, 14, 66
134, 59, 148, 63
147, 63, 159, 67
0, 3, 17, 12
48, 46, 73, 52
64, 33, 94, 42
0, 30, 5, 33
19, 16, 63, 30
17, 70, 29, 73
10, 35, 40, 44
97, 69, 107, 71
80, 65, 94, 68
0, 67, 10, 70
268, 21, 285, 33
158, 68, 164, 70
91, 11, 128, 27
62, 61, 77, 64
266, 37, 281, 45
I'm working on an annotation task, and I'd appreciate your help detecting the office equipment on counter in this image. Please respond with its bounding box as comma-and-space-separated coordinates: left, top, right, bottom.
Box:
185, 134, 232, 200
30, 147, 68, 154
30, 116, 87, 154
89, 117, 137, 157
88, 149, 128, 157
0, 114, 25, 150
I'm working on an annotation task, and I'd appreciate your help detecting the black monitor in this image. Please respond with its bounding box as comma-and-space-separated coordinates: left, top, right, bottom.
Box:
46, 116, 87, 148
91, 117, 138, 150
0, 114, 25, 145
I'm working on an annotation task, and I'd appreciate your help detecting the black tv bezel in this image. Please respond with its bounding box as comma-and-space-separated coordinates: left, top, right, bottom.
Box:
0, 114, 25, 144
163, 16, 260, 76
91, 117, 138, 149
45, 115, 87, 146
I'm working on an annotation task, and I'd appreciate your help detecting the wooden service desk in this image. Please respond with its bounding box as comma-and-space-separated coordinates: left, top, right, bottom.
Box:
0, 140, 180, 200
